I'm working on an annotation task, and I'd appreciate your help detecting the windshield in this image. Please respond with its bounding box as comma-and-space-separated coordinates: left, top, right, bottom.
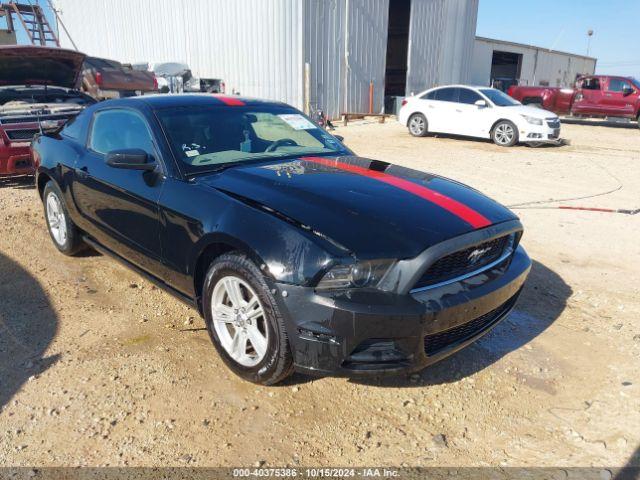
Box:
157, 105, 348, 174
479, 88, 521, 107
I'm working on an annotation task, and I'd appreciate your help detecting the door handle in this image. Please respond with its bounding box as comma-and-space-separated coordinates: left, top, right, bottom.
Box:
75, 166, 89, 179
456, 109, 463, 113
427, 104, 435, 109
604, 93, 612, 97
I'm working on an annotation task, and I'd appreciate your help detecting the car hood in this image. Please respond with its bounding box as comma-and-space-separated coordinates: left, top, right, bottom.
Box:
198, 156, 518, 259
0, 46, 86, 88
506, 105, 557, 119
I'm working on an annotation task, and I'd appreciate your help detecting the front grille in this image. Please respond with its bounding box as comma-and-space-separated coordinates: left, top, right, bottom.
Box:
0, 114, 72, 125
412, 235, 512, 290
424, 292, 519, 356
546, 118, 560, 129
5, 129, 39, 141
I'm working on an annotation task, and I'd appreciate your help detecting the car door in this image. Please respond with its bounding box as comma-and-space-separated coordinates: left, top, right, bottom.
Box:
426, 87, 460, 133
572, 76, 605, 116
601, 78, 637, 117
450, 88, 495, 138
71, 107, 164, 275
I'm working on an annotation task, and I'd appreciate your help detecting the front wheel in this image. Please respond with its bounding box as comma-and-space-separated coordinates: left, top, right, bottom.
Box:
408, 113, 428, 137
202, 252, 294, 385
492, 120, 519, 147
43, 181, 84, 255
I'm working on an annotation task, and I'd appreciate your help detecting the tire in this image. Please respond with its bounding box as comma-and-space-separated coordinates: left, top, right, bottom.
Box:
491, 120, 519, 147
408, 113, 428, 137
42, 181, 84, 256
637, 115, 640, 130
202, 252, 294, 385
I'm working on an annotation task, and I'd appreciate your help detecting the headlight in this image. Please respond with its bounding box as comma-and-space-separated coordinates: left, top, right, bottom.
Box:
521, 115, 543, 125
316, 259, 395, 290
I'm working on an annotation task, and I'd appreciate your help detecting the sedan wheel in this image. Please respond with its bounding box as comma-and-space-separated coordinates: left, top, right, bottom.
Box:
492, 121, 518, 147
408, 113, 428, 137
211, 275, 268, 367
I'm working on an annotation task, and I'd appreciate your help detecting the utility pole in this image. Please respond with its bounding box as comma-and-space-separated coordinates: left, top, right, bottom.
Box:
586, 29, 594, 57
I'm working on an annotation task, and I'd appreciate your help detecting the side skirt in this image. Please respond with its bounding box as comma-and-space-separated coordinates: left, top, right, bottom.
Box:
82, 235, 199, 311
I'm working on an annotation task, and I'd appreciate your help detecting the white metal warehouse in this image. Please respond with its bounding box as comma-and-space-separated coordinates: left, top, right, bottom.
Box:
471, 37, 597, 91
53, 0, 478, 118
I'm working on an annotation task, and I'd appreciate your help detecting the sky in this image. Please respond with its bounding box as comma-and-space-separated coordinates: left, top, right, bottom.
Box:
476, 0, 640, 78
10, 0, 640, 80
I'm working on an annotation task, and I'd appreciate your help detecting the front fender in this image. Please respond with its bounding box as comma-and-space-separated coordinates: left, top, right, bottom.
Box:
189, 199, 344, 288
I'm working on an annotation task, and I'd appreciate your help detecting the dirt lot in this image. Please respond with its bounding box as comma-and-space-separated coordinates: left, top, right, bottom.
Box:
1, 121, 639, 468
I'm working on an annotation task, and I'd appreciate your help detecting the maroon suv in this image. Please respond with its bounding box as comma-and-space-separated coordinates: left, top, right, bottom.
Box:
0, 46, 95, 176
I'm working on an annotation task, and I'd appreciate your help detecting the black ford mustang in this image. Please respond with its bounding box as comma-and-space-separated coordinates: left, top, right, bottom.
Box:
33, 94, 531, 385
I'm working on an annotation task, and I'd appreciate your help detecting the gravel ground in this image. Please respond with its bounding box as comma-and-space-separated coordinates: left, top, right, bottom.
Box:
1, 120, 639, 467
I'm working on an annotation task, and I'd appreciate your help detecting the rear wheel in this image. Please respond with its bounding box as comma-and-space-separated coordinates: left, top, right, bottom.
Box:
408, 113, 428, 137
202, 252, 294, 385
492, 120, 519, 147
43, 181, 84, 255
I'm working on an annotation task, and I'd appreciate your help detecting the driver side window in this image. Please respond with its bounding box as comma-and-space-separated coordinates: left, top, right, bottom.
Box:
89, 109, 155, 155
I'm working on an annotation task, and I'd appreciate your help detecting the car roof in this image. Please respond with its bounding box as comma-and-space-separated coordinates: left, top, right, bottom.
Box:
413, 84, 493, 98
104, 94, 289, 110
430, 84, 491, 90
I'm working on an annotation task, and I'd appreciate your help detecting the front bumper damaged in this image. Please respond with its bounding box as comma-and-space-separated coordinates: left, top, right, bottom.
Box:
273, 239, 531, 377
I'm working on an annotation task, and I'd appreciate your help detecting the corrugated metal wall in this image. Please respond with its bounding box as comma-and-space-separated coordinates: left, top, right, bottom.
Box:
54, 0, 305, 108
54, 0, 478, 116
302, 0, 389, 119
302, 0, 347, 119
405, 0, 478, 95
345, 0, 390, 115
470, 38, 597, 88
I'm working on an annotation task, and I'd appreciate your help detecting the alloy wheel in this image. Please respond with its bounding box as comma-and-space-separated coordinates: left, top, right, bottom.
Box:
494, 123, 515, 145
46, 192, 67, 246
409, 116, 426, 135
211, 275, 269, 367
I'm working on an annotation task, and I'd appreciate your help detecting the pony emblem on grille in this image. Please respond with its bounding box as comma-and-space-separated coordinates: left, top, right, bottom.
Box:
467, 247, 491, 265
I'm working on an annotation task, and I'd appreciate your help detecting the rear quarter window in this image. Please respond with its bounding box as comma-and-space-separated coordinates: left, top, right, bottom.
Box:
61, 110, 91, 142
434, 88, 459, 102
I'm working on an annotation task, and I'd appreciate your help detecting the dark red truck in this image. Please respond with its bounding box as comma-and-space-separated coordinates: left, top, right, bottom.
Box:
0, 46, 95, 176
508, 75, 640, 128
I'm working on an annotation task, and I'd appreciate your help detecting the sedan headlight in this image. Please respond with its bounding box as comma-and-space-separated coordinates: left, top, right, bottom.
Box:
316, 259, 396, 290
521, 115, 543, 126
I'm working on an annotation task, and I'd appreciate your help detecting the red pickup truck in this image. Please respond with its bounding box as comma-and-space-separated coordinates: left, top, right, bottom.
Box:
1, 46, 95, 176
508, 76, 640, 128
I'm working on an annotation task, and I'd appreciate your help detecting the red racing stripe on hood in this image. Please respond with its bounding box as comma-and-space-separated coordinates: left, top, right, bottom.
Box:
212, 95, 245, 106
302, 156, 491, 229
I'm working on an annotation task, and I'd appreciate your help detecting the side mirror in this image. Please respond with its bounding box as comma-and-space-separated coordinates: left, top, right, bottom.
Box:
475, 99, 488, 108
622, 86, 634, 96
105, 149, 156, 171
334, 135, 345, 142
